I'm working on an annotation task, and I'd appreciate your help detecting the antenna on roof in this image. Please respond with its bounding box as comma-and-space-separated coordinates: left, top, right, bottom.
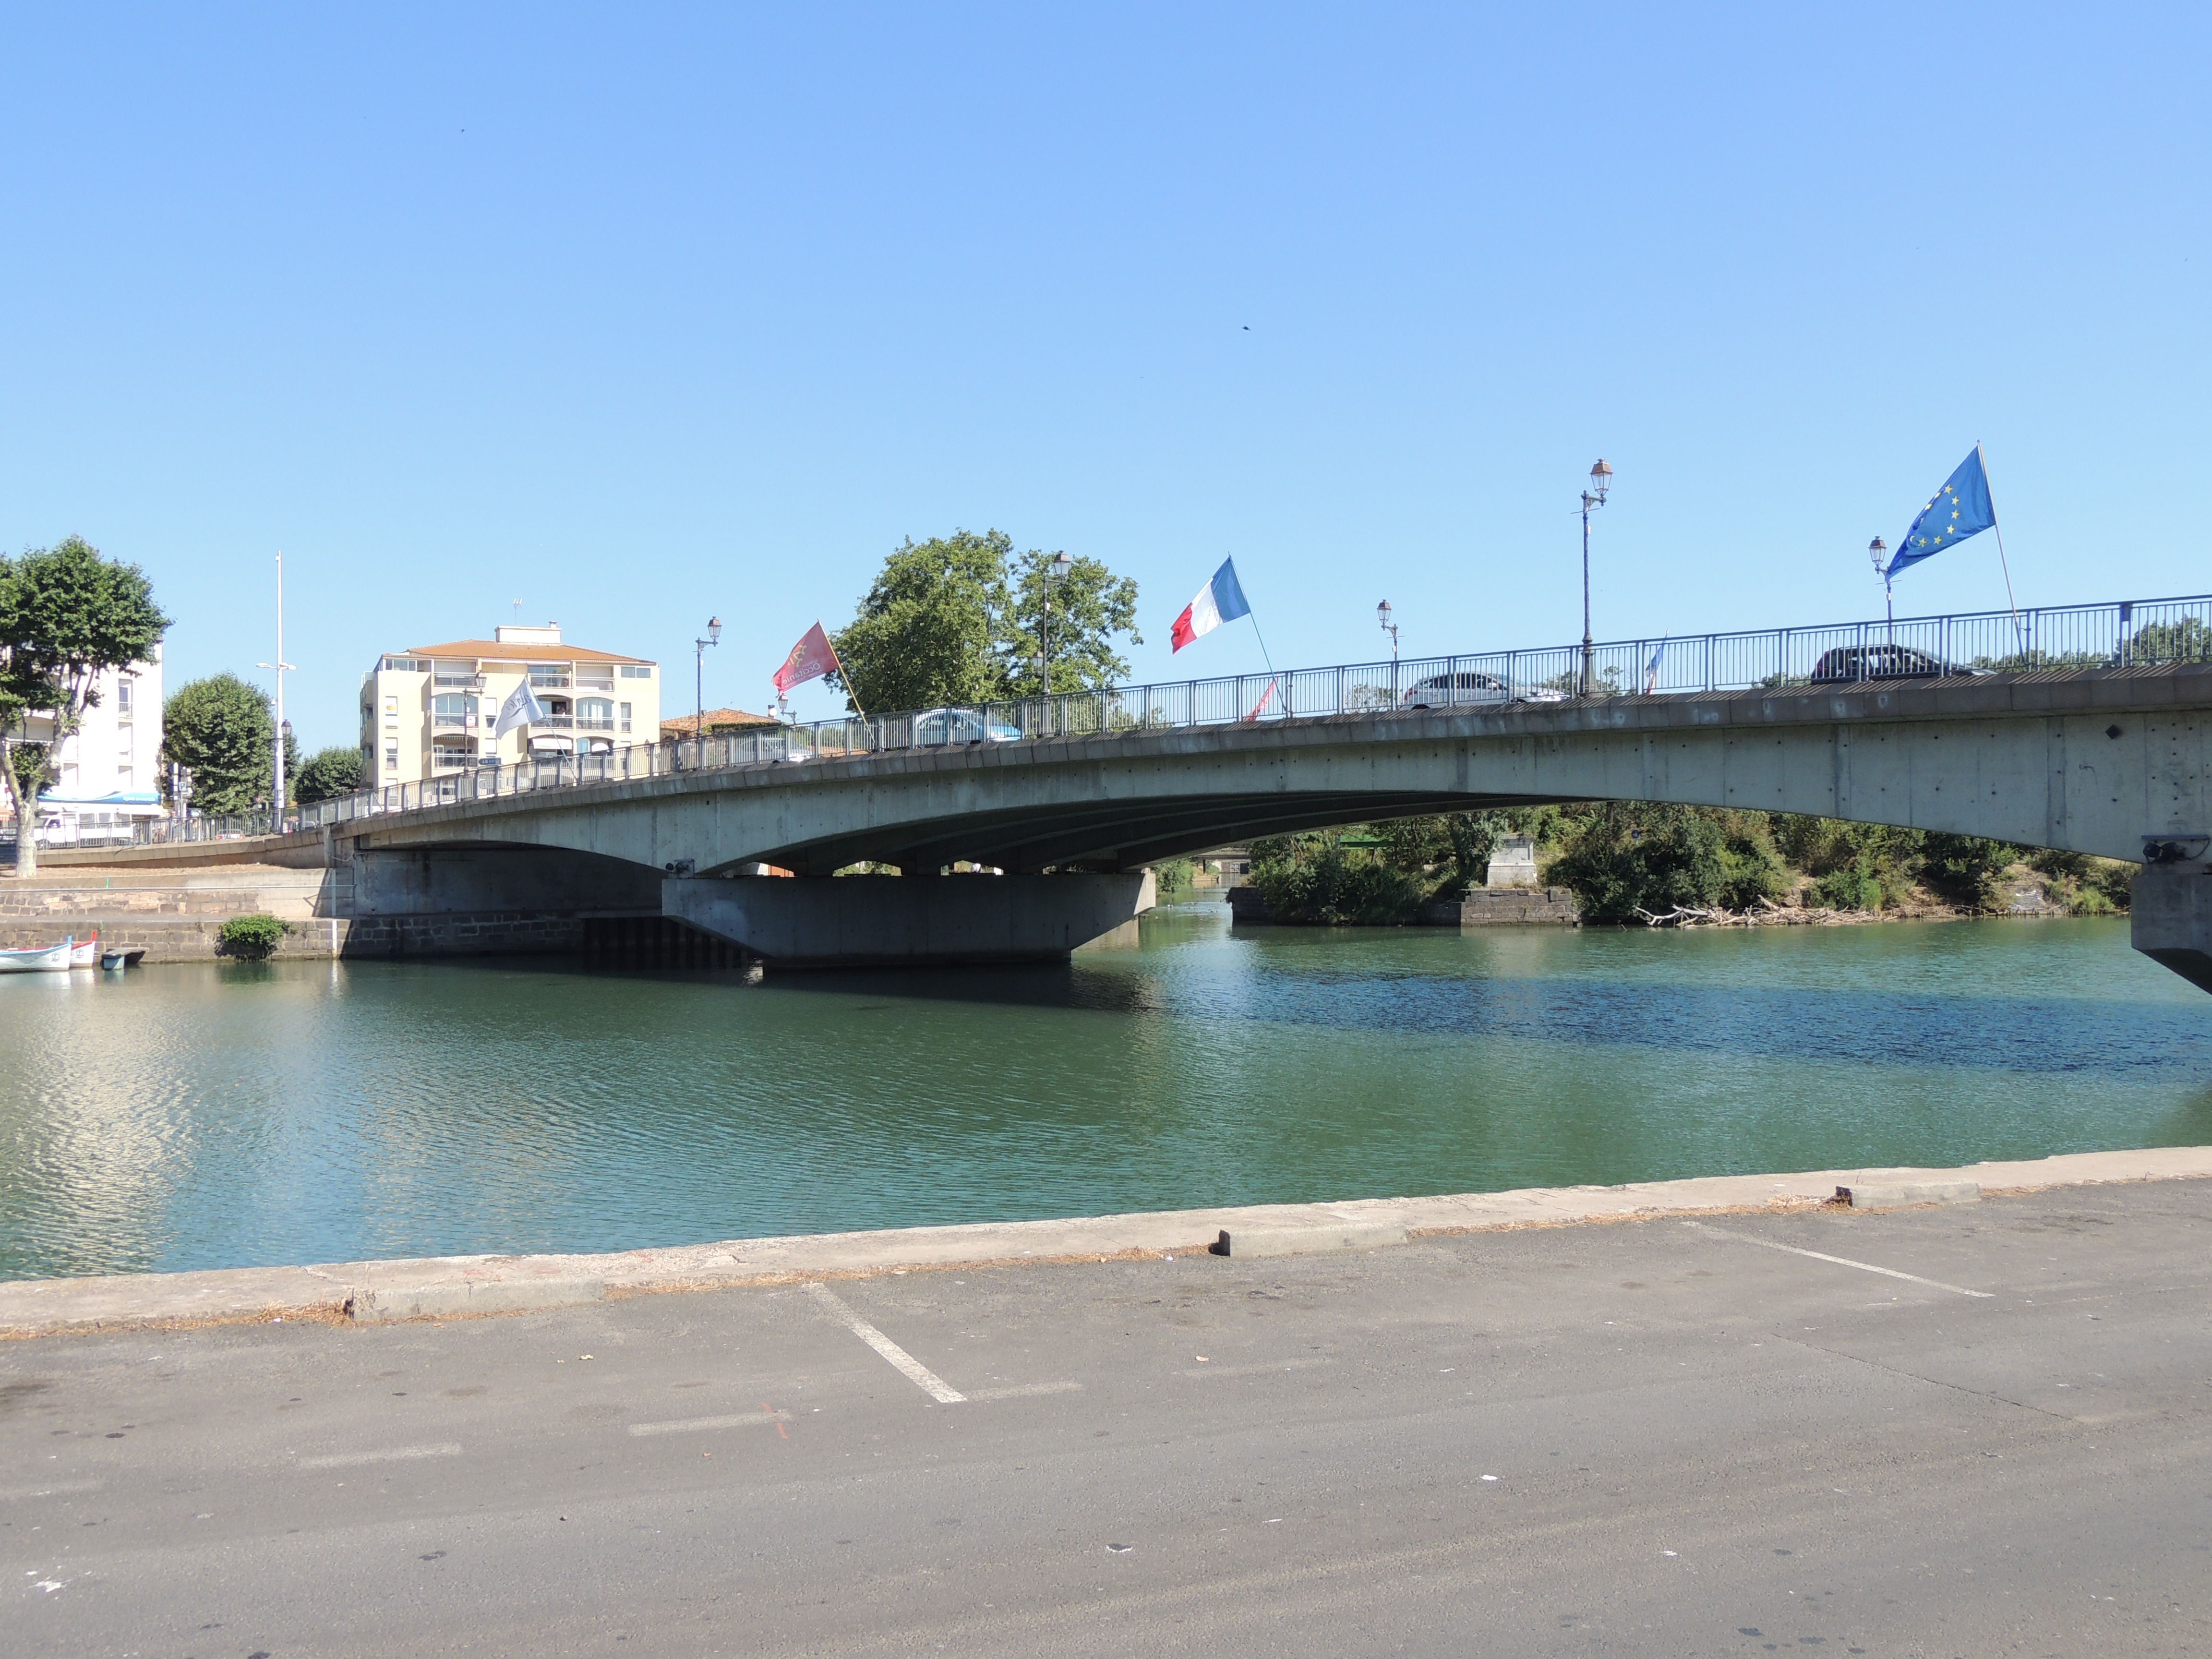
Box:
512, 597, 523, 619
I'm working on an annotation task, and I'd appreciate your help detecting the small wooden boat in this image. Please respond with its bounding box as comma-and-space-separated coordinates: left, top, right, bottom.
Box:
99, 949, 146, 971
70, 931, 101, 968
0, 937, 75, 973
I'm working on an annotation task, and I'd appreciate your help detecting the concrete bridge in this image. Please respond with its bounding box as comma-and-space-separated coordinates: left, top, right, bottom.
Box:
48, 661, 2212, 987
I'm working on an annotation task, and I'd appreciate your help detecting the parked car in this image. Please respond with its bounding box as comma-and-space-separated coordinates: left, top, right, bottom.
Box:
1809, 645, 1989, 684
910, 707, 1023, 745
1400, 672, 1566, 709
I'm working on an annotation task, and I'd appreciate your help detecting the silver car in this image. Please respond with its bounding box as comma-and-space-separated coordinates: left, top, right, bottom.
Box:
1400, 673, 1564, 709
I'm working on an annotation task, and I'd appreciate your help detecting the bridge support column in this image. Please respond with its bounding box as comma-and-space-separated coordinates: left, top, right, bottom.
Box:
663, 872, 1156, 967
2133, 861, 2212, 994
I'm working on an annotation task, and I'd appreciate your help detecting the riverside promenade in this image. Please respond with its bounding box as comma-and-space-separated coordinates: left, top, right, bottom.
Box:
4, 1151, 2210, 1654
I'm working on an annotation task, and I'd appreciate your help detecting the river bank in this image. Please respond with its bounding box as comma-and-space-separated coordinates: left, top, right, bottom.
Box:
4, 1144, 2206, 1336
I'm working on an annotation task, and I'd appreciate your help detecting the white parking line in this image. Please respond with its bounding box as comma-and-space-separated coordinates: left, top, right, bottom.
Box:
1684, 1221, 1995, 1298
965, 1381, 1083, 1402
299, 1443, 462, 1470
628, 1409, 791, 1437
803, 1282, 967, 1403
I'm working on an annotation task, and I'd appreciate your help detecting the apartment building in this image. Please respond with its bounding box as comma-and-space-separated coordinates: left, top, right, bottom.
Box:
359, 624, 659, 788
6, 648, 166, 841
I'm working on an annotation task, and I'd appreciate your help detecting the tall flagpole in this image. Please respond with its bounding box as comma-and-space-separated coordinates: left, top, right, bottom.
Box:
1979, 441, 2025, 654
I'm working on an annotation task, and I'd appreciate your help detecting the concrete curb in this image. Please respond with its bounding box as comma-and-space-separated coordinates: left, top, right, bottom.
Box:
4, 1145, 2209, 1338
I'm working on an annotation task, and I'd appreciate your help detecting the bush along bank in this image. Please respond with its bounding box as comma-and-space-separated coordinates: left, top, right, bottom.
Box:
1239, 807, 2137, 927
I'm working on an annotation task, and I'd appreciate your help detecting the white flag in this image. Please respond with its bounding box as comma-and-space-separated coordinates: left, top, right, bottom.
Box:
493, 680, 547, 738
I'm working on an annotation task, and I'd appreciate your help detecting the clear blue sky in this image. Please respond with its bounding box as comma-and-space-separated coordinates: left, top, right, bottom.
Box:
3, 5, 2204, 748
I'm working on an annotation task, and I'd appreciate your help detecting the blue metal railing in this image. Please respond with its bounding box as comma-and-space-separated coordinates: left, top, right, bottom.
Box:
122, 590, 2212, 845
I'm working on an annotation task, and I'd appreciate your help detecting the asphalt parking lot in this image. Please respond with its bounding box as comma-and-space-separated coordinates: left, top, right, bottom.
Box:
5, 1178, 2209, 1657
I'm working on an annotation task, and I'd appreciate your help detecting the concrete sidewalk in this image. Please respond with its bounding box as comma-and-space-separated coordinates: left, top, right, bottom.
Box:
4, 1143, 2207, 1336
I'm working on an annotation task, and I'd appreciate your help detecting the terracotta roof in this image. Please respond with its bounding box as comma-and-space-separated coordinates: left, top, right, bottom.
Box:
405, 638, 652, 664
662, 708, 781, 737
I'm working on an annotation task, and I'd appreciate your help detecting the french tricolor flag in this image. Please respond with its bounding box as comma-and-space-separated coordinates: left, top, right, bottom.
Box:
1170, 556, 1252, 653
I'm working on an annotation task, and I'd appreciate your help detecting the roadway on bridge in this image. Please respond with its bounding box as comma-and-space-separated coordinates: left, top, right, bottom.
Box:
7, 1179, 2208, 1655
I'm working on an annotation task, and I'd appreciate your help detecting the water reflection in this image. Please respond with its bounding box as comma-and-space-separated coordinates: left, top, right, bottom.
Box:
0, 909, 2205, 1279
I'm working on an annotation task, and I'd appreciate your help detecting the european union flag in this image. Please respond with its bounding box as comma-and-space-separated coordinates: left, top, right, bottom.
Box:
1886, 447, 1996, 579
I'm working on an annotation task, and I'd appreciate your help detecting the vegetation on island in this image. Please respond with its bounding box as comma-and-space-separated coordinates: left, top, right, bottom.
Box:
1243, 804, 2137, 927
160, 674, 298, 817
830, 529, 1141, 712
0, 536, 170, 874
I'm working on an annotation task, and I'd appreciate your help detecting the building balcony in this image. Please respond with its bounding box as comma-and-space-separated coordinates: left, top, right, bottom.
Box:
534, 714, 575, 730
432, 713, 475, 731
429, 748, 480, 772
528, 673, 571, 690
433, 673, 486, 691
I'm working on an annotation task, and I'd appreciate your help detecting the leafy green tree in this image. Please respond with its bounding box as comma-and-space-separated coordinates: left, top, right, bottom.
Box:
293, 745, 365, 805
1917, 832, 2019, 909
831, 529, 1141, 713
1004, 549, 1142, 695
1250, 831, 1429, 925
162, 674, 286, 816
2127, 616, 2212, 664
0, 536, 170, 873
1546, 803, 1733, 922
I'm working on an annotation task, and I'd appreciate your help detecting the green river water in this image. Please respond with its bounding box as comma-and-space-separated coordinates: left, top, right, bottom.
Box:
1, 905, 2207, 1280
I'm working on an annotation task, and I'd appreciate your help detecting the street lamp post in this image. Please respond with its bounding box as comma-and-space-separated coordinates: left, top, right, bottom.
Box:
1868, 537, 1892, 632
1580, 460, 1612, 697
257, 551, 297, 832
694, 616, 721, 766
1376, 600, 1398, 661
1041, 552, 1073, 694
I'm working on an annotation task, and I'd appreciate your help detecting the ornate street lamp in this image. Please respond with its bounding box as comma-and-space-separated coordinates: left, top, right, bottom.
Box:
1581, 460, 1611, 695
1868, 536, 1893, 629
1377, 600, 1398, 662
693, 615, 722, 765
1042, 552, 1074, 694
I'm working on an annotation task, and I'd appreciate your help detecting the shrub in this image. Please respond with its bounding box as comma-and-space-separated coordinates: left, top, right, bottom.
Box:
1918, 833, 2019, 909
1547, 803, 1730, 923
216, 913, 288, 959
1811, 865, 1884, 911
1151, 857, 1195, 900
1250, 839, 1429, 925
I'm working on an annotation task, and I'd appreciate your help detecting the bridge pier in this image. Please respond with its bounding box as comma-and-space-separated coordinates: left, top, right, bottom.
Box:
662, 872, 1156, 967
2132, 861, 2212, 994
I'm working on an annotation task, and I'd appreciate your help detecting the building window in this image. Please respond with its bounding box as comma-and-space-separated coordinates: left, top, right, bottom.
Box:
384, 696, 398, 715
384, 747, 400, 770
116, 679, 133, 712
619, 700, 632, 733
621, 663, 653, 678
577, 697, 614, 731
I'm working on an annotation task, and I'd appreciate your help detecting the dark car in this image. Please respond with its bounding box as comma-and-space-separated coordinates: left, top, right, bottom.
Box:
1809, 645, 1989, 684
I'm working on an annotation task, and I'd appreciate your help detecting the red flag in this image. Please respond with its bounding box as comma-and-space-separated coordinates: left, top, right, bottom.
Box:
773, 622, 841, 696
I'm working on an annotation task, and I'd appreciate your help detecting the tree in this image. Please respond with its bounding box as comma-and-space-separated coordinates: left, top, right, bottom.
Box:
161, 674, 286, 817
1546, 803, 1731, 922
2128, 616, 2212, 665
830, 529, 1142, 713
0, 537, 170, 874
833, 531, 1010, 713
1004, 548, 1142, 696
293, 745, 365, 805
